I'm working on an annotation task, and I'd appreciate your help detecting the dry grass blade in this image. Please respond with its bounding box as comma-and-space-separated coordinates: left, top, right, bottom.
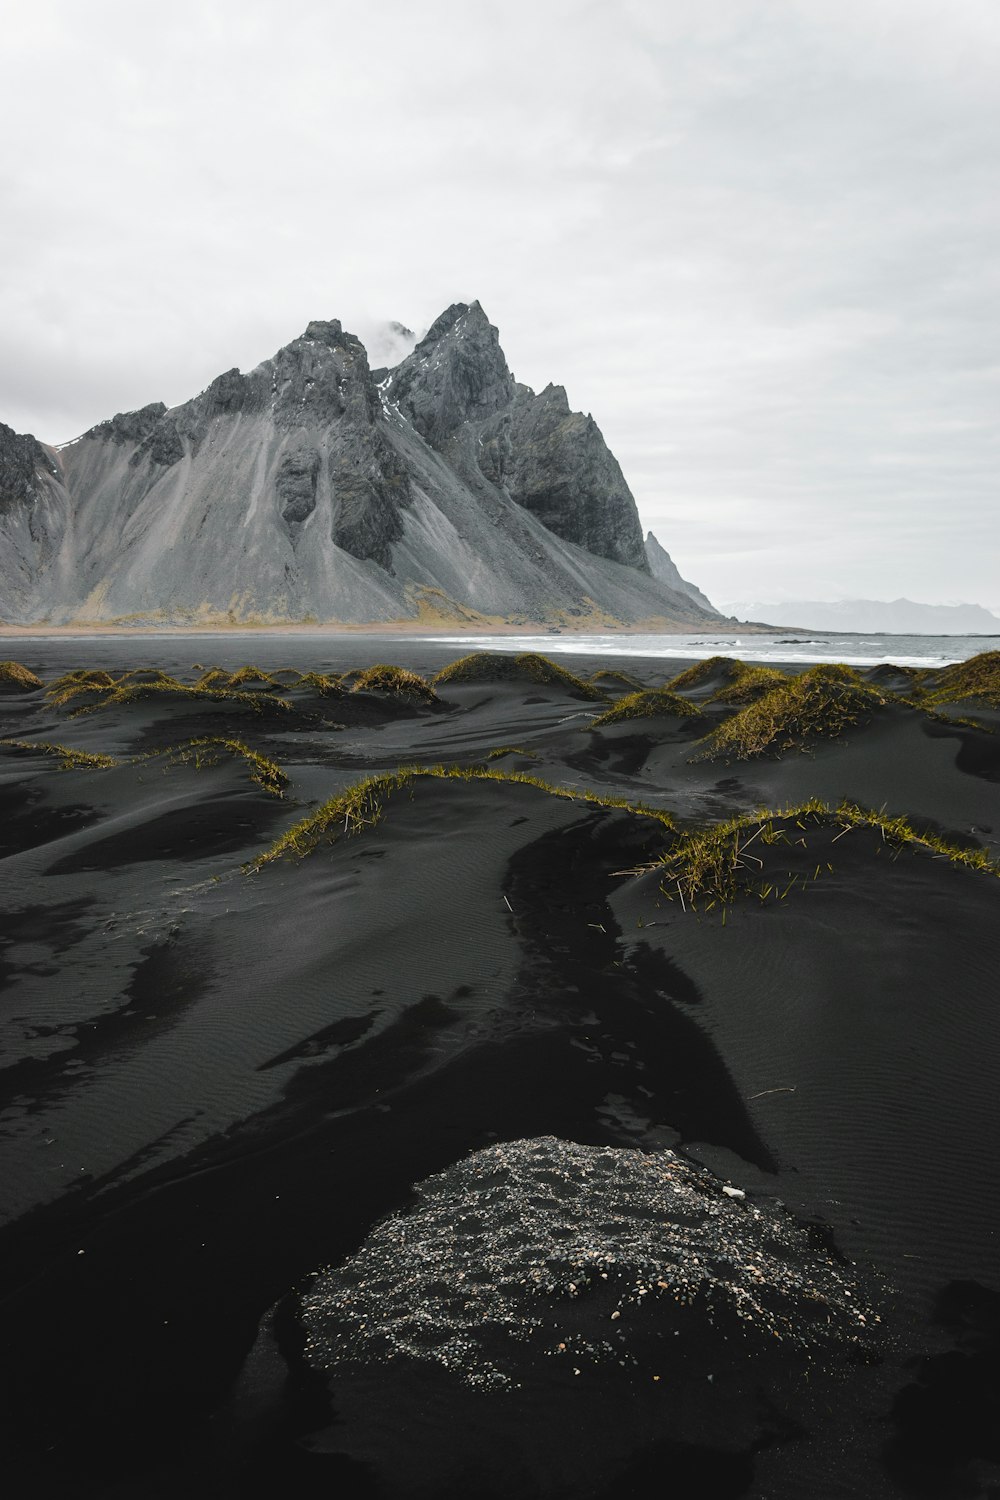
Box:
590, 688, 702, 728
247, 764, 675, 870
0, 660, 43, 691
433, 652, 607, 701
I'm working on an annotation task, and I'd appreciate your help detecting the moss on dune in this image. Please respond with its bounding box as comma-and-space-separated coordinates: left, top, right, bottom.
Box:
248, 763, 674, 870
695, 664, 889, 761
433, 652, 606, 701
652, 799, 999, 913
590, 688, 702, 728
0, 660, 43, 691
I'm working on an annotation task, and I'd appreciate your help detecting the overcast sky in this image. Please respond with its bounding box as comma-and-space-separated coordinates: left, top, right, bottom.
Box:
2, 0, 997, 607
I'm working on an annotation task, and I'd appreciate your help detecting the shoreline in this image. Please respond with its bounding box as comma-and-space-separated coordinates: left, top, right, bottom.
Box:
0, 619, 778, 639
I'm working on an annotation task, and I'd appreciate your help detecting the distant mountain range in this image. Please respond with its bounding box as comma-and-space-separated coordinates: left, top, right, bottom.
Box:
727, 599, 1000, 635
0, 301, 721, 630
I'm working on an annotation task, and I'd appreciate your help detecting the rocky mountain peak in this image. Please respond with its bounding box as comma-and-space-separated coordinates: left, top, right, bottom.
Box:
303, 318, 344, 345
0, 299, 721, 628
387, 299, 515, 447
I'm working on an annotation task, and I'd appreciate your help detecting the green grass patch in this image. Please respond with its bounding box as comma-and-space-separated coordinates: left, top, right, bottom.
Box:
590, 688, 702, 728
0, 660, 43, 691
349, 664, 438, 702
433, 652, 606, 701
695, 664, 889, 760
248, 764, 674, 870
654, 799, 999, 913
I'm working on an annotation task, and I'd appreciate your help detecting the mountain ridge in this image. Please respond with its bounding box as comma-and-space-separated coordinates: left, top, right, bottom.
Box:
0, 302, 722, 630
724, 598, 1000, 635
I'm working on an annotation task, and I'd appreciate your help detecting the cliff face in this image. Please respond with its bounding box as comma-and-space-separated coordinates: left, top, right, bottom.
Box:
387, 304, 649, 572
644, 531, 716, 613
0, 302, 721, 628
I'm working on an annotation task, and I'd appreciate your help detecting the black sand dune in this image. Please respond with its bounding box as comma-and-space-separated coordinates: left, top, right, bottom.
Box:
0, 641, 998, 1499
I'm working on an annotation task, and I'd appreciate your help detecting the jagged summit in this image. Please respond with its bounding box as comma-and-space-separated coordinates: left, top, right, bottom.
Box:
387, 301, 516, 446
0, 302, 721, 629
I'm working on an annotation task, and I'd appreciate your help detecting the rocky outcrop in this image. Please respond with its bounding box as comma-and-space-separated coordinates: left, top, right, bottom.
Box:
387, 305, 650, 572
85, 404, 185, 470
0, 303, 722, 627
0, 422, 51, 514
645, 531, 716, 612
499, 384, 649, 569
298, 1136, 875, 1391
387, 301, 516, 447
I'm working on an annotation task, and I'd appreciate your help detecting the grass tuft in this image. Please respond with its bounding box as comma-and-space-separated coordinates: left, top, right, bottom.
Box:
0, 660, 43, 691
224, 665, 280, 688
1, 734, 288, 793
710, 665, 789, 705
654, 800, 999, 912
165, 737, 288, 797
248, 764, 674, 870
665, 656, 738, 692
695, 664, 888, 760
918, 651, 1000, 708
293, 670, 343, 696
433, 652, 606, 701
0, 738, 119, 770
590, 688, 702, 727
349, 664, 438, 702
47, 670, 291, 716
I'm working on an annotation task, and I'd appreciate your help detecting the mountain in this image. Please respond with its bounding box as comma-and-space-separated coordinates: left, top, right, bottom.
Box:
643, 531, 715, 612
0, 302, 722, 630
724, 599, 1000, 635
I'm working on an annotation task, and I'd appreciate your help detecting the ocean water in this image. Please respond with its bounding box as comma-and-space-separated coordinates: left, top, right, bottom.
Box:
417, 631, 1000, 670
8, 629, 999, 680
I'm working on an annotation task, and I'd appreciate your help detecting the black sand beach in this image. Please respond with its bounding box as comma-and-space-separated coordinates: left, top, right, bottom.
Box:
1, 639, 999, 1499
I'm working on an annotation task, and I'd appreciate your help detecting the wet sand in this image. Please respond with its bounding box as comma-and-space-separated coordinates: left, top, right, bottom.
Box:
1, 641, 998, 1499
